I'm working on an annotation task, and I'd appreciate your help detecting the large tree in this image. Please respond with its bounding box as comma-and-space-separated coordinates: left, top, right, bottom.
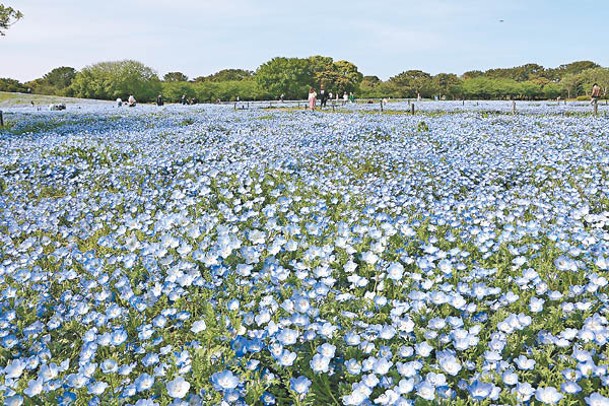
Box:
71, 60, 161, 102
204, 69, 253, 82
163, 72, 189, 82
388, 70, 434, 98
255, 57, 312, 99
0, 77, 27, 92
255, 56, 363, 99
0, 4, 22, 36
26, 67, 77, 96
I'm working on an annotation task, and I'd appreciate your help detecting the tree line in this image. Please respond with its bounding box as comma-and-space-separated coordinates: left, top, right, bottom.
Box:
2, 58, 607, 104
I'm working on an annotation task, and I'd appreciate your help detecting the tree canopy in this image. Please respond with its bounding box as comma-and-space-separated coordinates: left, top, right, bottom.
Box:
0, 4, 22, 36
2, 55, 607, 102
255, 56, 363, 99
163, 72, 189, 82
71, 60, 161, 102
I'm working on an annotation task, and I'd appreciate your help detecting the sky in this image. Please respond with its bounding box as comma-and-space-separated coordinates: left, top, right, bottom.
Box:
1, 0, 607, 82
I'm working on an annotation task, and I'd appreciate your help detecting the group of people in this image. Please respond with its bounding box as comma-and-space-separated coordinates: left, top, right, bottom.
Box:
116, 95, 137, 107
112, 84, 604, 110
307, 88, 355, 110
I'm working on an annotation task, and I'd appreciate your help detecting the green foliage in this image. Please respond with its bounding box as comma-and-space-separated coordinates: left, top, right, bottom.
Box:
161, 79, 264, 102
198, 69, 254, 82
255, 56, 363, 99
388, 70, 436, 98
417, 121, 430, 132
160, 81, 197, 102
255, 57, 314, 99
26, 67, 77, 96
0, 77, 27, 92
163, 71, 189, 82
70, 60, 161, 102
0, 4, 22, 35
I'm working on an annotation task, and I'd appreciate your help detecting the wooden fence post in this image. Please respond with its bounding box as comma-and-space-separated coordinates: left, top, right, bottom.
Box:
512, 100, 516, 115
0, 110, 3, 127
411, 103, 415, 115
380, 100, 383, 112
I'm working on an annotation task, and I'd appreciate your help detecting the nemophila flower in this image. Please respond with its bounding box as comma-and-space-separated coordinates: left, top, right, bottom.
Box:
586, 392, 609, 405
345, 359, 362, 375
310, 354, 331, 373
290, 375, 312, 395
513, 382, 535, 402
276, 328, 299, 346
361, 373, 380, 388
343, 382, 373, 405
514, 355, 536, 370
88, 380, 109, 395
415, 341, 433, 357
190, 320, 206, 334
415, 380, 435, 401
373, 357, 393, 375
438, 351, 462, 376
502, 370, 519, 385
468, 380, 495, 401
318, 343, 336, 358
276, 350, 297, 367
211, 370, 241, 391
260, 391, 276, 405
5, 359, 26, 379
39, 363, 59, 381
135, 373, 155, 392
66, 372, 89, 389
387, 262, 404, 281
555, 255, 577, 271
4, 395, 24, 406
23, 376, 45, 397
374, 389, 400, 405
361, 251, 379, 265
100, 359, 118, 374
561, 381, 582, 394
535, 387, 563, 404
133, 399, 159, 406
141, 353, 159, 367
166, 376, 190, 399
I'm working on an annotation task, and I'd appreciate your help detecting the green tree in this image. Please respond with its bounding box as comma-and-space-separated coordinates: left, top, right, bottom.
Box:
554, 60, 600, 77
0, 4, 22, 36
71, 60, 161, 102
255, 57, 311, 99
307, 55, 335, 88
560, 73, 583, 98
0, 77, 26, 92
204, 69, 253, 82
433, 73, 462, 99
44, 67, 77, 89
388, 70, 434, 98
163, 72, 189, 82
331, 60, 363, 94
577, 67, 609, 98
462, 70, 484, 79
160, 81, 196, 102
28, 66, 77, 96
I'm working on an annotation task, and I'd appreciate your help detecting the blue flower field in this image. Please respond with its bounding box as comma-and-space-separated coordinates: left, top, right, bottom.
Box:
1, 101, 609, 405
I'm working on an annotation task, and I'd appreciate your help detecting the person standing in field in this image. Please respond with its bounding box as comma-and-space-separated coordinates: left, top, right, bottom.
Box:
319, 86, 329, 108
591, 83, 602, 104
128, 95, 136, 107
308, 88, 317, 110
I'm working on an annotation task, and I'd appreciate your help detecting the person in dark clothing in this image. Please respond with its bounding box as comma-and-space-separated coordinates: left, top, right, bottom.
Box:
319, 87, 329, 108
